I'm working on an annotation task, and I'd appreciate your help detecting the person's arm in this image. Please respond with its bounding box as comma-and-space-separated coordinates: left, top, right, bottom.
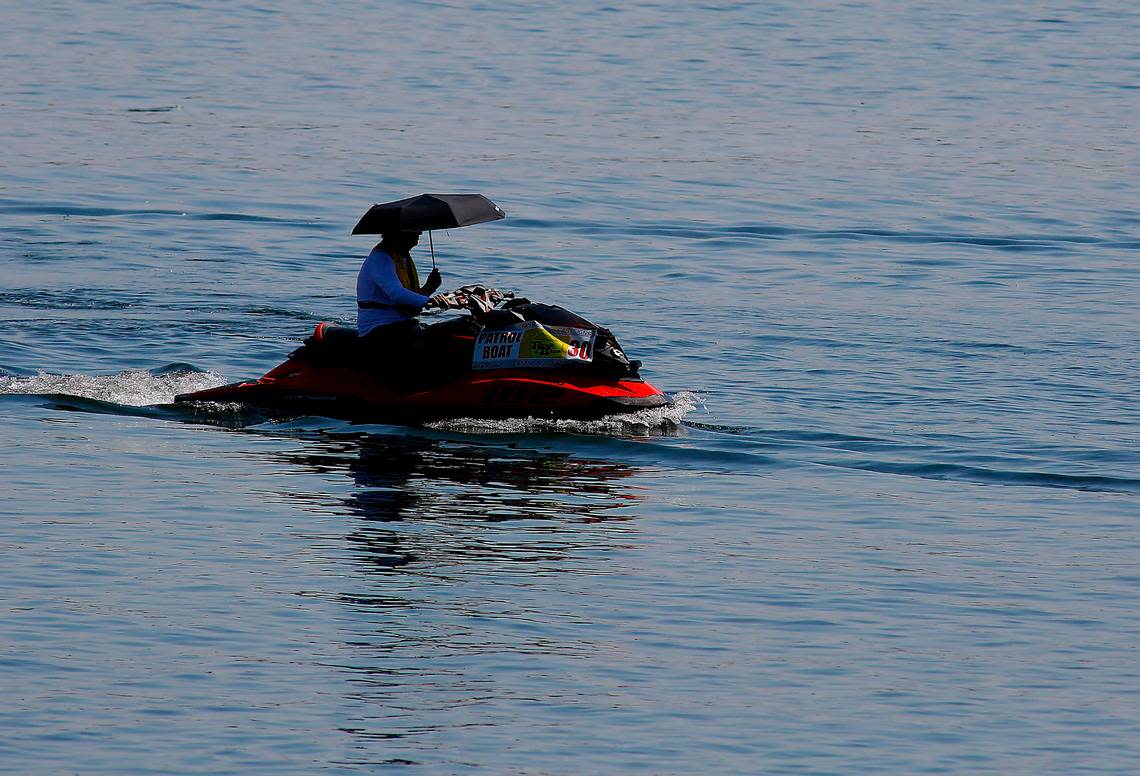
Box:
363, 253, 431, 308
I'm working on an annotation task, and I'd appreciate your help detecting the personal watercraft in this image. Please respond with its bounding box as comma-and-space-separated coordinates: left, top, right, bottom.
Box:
175, 287, 667, 423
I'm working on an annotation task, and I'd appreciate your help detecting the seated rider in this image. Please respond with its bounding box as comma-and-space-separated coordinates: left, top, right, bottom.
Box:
356, 230, 443, 345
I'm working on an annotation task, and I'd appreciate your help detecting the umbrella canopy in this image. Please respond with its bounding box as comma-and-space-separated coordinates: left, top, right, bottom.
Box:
352, 193, 505, 235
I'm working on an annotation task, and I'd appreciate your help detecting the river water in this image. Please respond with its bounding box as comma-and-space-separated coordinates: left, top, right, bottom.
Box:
2, 2, 1138, 773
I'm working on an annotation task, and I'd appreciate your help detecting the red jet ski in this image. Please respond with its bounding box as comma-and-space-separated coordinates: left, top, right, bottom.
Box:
175, 287, 667, 423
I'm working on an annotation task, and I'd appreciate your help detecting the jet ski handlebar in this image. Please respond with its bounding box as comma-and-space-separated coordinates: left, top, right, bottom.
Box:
425, 285, 514, 315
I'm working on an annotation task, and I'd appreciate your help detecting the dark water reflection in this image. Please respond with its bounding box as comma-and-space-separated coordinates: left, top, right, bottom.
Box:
246, 430, 649, 763
269, 428, 640, 519
255, 427, 645, 581
331, 432, 633, 582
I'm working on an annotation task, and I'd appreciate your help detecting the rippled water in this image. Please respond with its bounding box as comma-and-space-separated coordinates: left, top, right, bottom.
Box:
3, 1, 1139, 773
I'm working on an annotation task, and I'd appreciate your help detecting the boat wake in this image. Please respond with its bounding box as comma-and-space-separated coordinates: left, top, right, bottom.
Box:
0, 364, 227, 407
425, 390, 703, 436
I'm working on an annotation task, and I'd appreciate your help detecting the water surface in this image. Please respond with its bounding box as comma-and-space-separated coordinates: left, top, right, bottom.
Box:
2, 1, 1139, 773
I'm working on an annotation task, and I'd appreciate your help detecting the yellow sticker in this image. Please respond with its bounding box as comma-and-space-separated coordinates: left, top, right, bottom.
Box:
520, 327, 571, 360
472, 323, 596, 370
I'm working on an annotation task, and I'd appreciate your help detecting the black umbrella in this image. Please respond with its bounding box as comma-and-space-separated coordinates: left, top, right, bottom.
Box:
351, 193, 505, 235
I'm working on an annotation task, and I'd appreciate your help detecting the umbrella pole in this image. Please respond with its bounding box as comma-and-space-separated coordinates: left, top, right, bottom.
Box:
428, 231, 436, 269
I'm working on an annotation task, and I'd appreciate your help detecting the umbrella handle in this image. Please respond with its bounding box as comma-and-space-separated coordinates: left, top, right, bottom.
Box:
428, 230, 436, 269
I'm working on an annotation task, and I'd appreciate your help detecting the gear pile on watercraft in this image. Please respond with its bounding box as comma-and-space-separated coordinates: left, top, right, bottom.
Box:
175, 286, 666, 421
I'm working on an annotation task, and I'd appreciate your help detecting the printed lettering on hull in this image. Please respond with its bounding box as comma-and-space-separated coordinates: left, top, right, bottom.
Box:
473, 321, 596, 370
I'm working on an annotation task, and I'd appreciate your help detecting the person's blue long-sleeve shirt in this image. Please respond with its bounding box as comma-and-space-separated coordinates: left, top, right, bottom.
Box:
356, 247, 430, 335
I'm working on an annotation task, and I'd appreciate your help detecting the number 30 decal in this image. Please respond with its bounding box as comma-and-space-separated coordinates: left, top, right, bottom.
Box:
566, 339, 592, 359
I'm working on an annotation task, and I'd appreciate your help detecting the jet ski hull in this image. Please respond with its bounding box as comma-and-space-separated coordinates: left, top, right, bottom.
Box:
176, 362, 666, 422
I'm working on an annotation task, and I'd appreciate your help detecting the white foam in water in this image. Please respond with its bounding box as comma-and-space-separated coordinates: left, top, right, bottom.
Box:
427, 390, 703, 436
0, 367, 228, 407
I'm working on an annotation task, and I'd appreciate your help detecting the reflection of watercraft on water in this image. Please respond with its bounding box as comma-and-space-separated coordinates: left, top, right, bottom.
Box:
262, 429, 644, 572
275, 430, 641, 522
176, 290, 667, 423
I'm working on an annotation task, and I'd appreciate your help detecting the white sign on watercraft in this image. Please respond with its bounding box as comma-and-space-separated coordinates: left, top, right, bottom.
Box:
473, 321, 595, 370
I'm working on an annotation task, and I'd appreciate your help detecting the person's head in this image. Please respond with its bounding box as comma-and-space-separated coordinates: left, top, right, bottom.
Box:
380, 231, 421, 253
